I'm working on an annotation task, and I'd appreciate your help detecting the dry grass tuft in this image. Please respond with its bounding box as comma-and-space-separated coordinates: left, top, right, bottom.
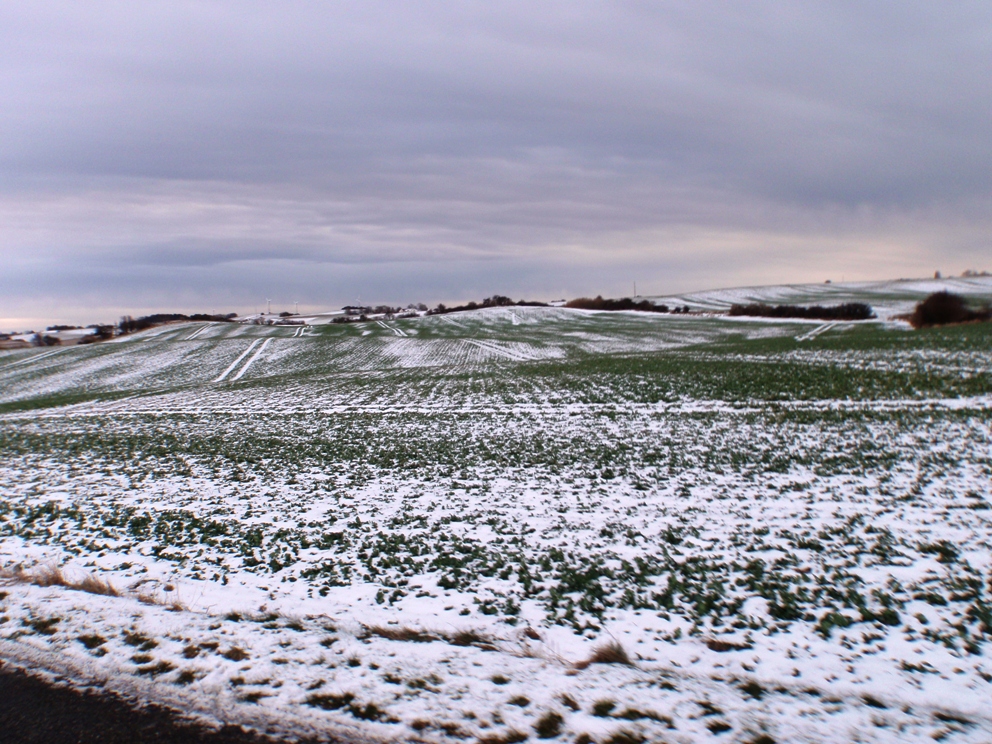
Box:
364, 624, 441, 643
359, 624, 503, 650
448, 629, 498, 650
604, 730, 645, 744
2, 563, 123, 598
30, 564, 68, 588
221, 646, 250, 661
705, 638, 752, 653
75, 574, 121, 597
533, 711, 564, 739
574, 641, 634, 670
478, 729, 529, 744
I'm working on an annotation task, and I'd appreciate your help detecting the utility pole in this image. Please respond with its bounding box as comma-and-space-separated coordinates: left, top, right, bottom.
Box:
294, 301, 299, 315
266, 298, 271, 315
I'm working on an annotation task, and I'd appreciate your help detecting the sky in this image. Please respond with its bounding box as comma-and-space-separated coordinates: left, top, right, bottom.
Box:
2, 2, 991, 329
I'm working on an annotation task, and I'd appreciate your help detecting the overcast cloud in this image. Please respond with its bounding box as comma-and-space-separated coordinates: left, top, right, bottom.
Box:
2, 2, 991, 327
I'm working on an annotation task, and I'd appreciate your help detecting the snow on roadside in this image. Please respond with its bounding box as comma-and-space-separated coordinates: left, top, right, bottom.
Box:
4, 576, 990, 744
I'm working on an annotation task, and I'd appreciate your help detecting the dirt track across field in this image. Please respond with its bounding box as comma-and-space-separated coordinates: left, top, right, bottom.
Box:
0, 663, 327, 744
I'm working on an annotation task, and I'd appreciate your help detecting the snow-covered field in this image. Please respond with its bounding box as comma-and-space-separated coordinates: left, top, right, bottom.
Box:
1, 279, 991, 743
653, 275, 992, 322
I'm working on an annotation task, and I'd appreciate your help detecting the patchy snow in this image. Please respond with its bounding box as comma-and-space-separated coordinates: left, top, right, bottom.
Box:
232, 338, 272, 381
1, 278, 991, 742
216, 340, 261, 382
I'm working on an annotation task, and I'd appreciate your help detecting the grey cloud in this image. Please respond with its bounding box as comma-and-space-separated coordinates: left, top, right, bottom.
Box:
1, 2, 991, 327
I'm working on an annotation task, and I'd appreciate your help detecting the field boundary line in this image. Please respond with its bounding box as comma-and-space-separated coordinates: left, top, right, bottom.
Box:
15, 393, 991, 420
232, 337, 272, 380
184, 324, 212, 340
214, 340, 259, 382
462, 338, 533, 362
5, 348, 67, 368
796, 322, 836, 341
376, 320, 406, 337
385, 321, 407, 337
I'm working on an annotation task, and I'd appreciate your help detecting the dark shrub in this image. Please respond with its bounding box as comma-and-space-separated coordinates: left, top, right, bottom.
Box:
428, 295, 548, 315
565, 296, 667, 313
728, 303, 874, 321
117, 312, 235, 335
909, 292, 991, 328
534, 712, 564, 739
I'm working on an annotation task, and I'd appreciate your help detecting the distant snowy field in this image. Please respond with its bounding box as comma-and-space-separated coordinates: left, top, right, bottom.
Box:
1, 278, 991, 743
653, 275, 992, 322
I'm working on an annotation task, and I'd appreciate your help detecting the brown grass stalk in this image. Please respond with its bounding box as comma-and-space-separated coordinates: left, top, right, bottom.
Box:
1, 563, 121, 598
574, 640, 635, 670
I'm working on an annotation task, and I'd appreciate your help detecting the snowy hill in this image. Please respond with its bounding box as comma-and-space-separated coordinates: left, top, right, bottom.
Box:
651, 275, 992, 320
3, 276, 990, 410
